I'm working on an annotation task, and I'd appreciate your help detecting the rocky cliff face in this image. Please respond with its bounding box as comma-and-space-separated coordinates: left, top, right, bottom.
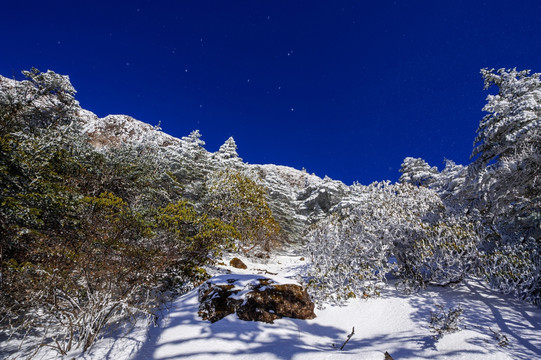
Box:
245, 164, 350, 242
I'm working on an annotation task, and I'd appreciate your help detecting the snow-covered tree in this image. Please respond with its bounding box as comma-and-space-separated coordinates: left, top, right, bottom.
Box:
472, 68, 541, 169
399, 157, 439, 187
0, 68, 78, 134
214, 136, 242, 163
169, 130, 212, 200
469, 68, 541, 305
181, 129, 206, 153
469, 68, 541, 225
21, 67, 77, 103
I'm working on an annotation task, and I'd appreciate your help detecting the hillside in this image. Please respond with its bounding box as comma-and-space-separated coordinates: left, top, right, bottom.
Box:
76, 105, 352, 242
1, 69, 540, 360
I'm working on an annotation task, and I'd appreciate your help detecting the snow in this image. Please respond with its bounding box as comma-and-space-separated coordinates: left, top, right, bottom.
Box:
207, 273, 299, 288
5, 252, 536, 360
201, 273, 299, 303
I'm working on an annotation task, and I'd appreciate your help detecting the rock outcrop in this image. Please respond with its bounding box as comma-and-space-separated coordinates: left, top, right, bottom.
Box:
198, 275, 316, 323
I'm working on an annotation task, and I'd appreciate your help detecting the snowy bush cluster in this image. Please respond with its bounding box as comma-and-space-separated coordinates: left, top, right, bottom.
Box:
306, 68, 540, 307
306, 181, 480, 304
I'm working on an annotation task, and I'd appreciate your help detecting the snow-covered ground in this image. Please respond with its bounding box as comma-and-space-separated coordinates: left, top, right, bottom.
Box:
4, 252, 540, 360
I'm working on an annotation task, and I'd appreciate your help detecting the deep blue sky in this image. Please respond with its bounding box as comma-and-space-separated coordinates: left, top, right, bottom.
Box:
2, 1, 541, 185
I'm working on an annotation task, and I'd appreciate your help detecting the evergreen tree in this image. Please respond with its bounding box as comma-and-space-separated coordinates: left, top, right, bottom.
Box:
0, 68, 78, 135
468, 68, 541, 305
399, 157, 439, 187
472, 68, 541, 169
170, 130, 211, 201
214, 136, 242, 164
470, 68, 541, 240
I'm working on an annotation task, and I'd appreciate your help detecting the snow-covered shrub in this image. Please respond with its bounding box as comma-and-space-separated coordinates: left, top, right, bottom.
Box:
380, 183, 480, 290
480, 237, 540, 306
395, 216, 481, 291
1, 188, 169, 355
306, 182, 481, 304
429, 304, 464, 339
155, 200, 238, 271
306, 210, 392, 305
490, 328, 510, 347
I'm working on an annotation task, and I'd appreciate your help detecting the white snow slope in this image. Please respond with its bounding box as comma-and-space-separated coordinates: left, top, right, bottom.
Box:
8, 252, 538, 360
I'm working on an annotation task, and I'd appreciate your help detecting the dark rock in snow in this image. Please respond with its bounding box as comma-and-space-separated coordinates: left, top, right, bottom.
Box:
236, 281, 316, 323
229, 257, 248, 269
198, 276, 316, 323
198, 282, 238, 323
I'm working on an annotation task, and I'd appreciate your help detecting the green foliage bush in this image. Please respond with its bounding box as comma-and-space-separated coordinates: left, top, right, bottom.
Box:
204, 169, 283, 252
156, 200, 238, 280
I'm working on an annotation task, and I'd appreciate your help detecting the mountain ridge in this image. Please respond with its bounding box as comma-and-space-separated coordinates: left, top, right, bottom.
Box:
71, 96, 351, 242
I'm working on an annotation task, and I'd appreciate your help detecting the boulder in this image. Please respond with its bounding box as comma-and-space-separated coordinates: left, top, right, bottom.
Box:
229, 257, 247, 269
198, 281, 238, 323
198, 275, 316, 323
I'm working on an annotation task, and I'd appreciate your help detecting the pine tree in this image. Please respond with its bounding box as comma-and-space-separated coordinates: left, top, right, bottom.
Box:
399, 157, 439, 187
213, 136, 242, 164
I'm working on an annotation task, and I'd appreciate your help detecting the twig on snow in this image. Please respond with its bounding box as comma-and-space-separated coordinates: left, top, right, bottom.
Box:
339, 326, 355, 350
